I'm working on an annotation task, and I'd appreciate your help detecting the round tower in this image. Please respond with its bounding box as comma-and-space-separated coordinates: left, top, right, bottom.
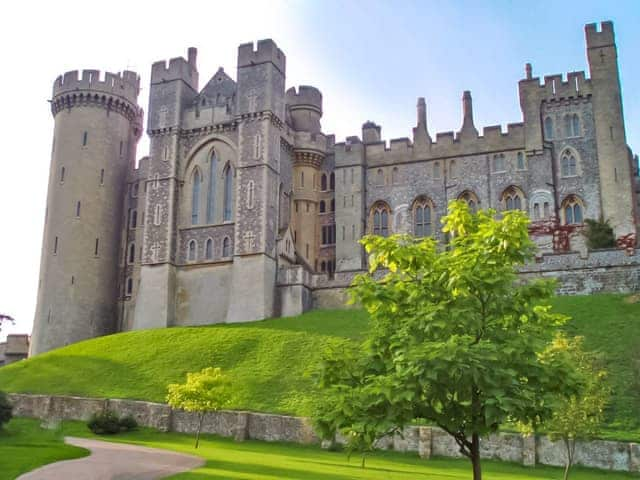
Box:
286, 86, 327, 270
30, 70, 143, 355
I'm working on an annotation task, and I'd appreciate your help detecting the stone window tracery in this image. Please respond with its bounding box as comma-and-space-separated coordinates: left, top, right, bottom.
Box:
458, 190, 479, 213
412, 196, 434, 237
191, 168, 201, 225
561, 195, 584, 225
544, 116, 554, 140
560, 149, 578, 177
223, 164, 233, 221
501, 186, 525, 211
370, 201, 391, 237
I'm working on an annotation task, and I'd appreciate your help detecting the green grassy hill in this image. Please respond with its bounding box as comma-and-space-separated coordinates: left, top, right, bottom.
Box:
0, 295, 638, 440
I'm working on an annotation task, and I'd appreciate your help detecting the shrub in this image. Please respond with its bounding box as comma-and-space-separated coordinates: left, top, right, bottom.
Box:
0, 391, 12, 429
583, 217, 615, 250
87, 410, 137, 434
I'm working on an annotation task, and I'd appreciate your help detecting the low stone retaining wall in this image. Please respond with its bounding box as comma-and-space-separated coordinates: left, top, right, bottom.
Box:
8, 393, 640, 473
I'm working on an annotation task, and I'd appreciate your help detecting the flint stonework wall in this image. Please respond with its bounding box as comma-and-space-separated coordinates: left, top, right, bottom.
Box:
8, 393, 640, 473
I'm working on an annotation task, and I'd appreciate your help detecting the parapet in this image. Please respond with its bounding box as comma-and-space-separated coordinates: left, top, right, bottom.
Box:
52, 69, 140, 106
585, 21, 615, 49
285, 86, 322, 114
151, 48, 199, 91
520, 70, 593, 103
238, 39, 286, 75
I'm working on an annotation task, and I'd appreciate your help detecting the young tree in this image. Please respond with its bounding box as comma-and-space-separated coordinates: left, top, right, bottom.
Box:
543, 335, 610, 480
166, 367, 232, 448
314, 201, 581, 480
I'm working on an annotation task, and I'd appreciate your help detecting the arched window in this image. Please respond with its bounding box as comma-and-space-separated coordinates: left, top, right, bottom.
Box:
533, 203, 540, 220
222, 237, 231, 257
330, 172, 335, 190
561, 195, 584, 225
330, 199, 335, 212
205, 238, 213, 260
129, 209, 137, 228
246, 180, 255, 210
544, 116, 554, 140
126, 277, 133, 296
191, 169, 201, 225
370, 201, 391, 237
129, 243, 135, 263
560, 149, 578, 177
376, 169, 384, 186
449, 160, 456, 179
413, 197, 434, 237
501, 186, 525, 211
319, 200, 326, 213
493, 154, 505, 172
572, 114, 580, 136
564, 114, 572, 138
188, 240, 197, 261
223, 164, 233, 221
321, 174, 327, 191
206, 151, 217, 223
517, 152, 525, 170
392, 167, 399, 184
433, 162, 441, 179
458, 191, 479, 213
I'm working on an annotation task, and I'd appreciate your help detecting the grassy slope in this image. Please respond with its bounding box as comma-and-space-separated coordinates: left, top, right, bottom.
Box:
0, 295, 638, 439
46, 419, 640, 480
0, 418, 88, 480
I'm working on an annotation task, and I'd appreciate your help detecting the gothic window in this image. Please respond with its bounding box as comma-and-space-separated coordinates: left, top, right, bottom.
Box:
126, 277, 133, 296
129, 209, 137, 229
560, 149, 578, 177
60, 166, 65, 183
207, 151, 217, 223
544, 116, 554, 139
493, 154, 506, 172
205, 238, 213, 260
319, 200, 326, 213
533, 203, 540, 220
458, 190, 479, 213
222, 236, 231, 257
100, 169, 105, 185
370, 201, 391, 237
449, 160, 457, 179
129, 243, 135, 263
392, 167, 399, 184
330, 172, 335, 190
412, 197, 434, 237
76, 201, 81, 218
572, 114, 580, 136
191, 168, 201, 225
564, 114, 572, 138
246, 180, 255, 210
517, 152, 525, 170
223, 164, 233, 221
321, 224, 336, 245
321, 174, 327, 191
331, 199, 335, 212
188, 240, 197, 261
376, 169, 384, 186
501, 186, 525, 211
561, 195, 584, 225
433, 162, 441, 179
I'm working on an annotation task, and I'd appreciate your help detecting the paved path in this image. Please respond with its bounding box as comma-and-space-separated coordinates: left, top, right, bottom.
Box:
18, 436, 205, 480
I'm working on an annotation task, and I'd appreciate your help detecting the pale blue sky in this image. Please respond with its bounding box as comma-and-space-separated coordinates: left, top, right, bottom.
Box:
0, 0, 638, 341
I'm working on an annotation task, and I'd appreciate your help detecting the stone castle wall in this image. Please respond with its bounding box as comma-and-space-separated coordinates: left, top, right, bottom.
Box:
9, 393, 640, 473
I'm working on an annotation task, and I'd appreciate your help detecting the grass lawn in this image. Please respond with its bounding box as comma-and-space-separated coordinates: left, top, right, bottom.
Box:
0, 294, 638, 441
3, 417, 632, 480
0, 418, 88, 480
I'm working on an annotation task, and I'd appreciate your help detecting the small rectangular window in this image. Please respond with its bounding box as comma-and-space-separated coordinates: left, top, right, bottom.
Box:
100, 169, 105, 185
54, 236, 58, 254
119, 141, 123, 156
76, 201, 81, 217
82, 131, 88, 146
94, 238, 99, 256
60, 166, 65, 183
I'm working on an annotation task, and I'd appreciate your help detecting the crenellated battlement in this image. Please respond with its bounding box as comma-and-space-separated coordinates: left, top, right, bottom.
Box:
52, 69, 140, 105
285, 86, 322, 113
238, 39, 286, 74
151, 48, 198, 91
585, 21, 615, 48
292, 130, 326, 156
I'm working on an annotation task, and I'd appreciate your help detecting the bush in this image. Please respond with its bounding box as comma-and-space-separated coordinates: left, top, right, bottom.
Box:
0, 391, 12, 429
87, 410, 137, 435
584, 217, 615, 250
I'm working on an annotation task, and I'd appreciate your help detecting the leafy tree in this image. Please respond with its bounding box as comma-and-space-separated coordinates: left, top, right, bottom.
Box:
166, 367, 232, 448
583, 217, 615, 250
0, 391, 12, 430
543, 335, 610, 480
0, 314, 14, 332
314, 201, 581, 480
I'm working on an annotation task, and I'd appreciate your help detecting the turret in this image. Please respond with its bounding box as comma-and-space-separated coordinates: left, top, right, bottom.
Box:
286, 86, 322, 134
31, 70, 143, 355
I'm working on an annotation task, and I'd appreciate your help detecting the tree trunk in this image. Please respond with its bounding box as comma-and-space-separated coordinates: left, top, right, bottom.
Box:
563, 437, 575, 480
361, 455, 366, 469
471, 432, 482, 480
195, 412, 204, 449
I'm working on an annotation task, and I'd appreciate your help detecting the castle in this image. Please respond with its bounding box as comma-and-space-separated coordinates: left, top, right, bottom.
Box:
30, 21, 639, 355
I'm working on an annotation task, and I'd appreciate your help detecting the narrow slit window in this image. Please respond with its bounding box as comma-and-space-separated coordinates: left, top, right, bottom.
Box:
76, 201, 81, 217
100, 169, 104, 185
82, 131, 88, 146
54, 236, 58, 254
95, 238, 100, 256
60, 166, 65, 183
